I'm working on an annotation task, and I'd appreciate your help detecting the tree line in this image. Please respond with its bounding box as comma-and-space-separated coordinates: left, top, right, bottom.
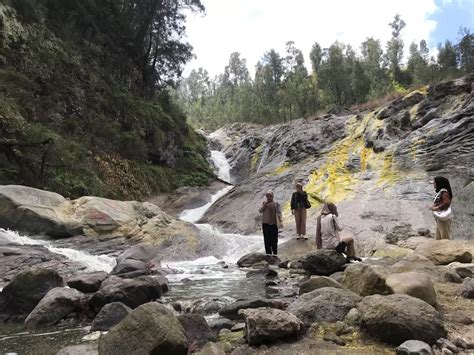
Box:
177, 15, 473, 129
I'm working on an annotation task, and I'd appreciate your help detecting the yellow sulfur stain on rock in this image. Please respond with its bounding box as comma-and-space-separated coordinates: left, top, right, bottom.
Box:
250, 144, 262, 172
377, 150, 401, 187
270, 161, 290, 176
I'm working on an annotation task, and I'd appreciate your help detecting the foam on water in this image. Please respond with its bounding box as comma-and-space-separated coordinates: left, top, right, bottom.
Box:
0, 228, 116, 273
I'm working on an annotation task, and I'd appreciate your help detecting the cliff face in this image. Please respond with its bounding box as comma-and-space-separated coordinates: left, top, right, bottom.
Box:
0, 3, 211, 199
203, 75, 473, 252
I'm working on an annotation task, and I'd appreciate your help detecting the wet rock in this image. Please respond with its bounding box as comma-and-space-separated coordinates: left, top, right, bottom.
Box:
414, 240, 472, 265
25, 287, 85, 326
218, 299, 286, 320
358, 294, 446, 344
246, 265, 278, 278
136, 275, 169, 293
341, 264, 391, 296
111, 259, 148, 275
98, 302, 188, 355
461, 277, 474, 299
57, 343, 98, 355
178, 314, 217, 350
386, 272, 437, 306
396, 340, 433, 355
237, 253, 281, 267
299, 276, 343, 295
238, 307, 304, 345
91, 302, 131, 331
67, 272, 107, 293
302, 250, 346, 276
0, 267, 63, 317
208, 318, 234, 332
287, 287, 361, 326
89, 277, 161, 313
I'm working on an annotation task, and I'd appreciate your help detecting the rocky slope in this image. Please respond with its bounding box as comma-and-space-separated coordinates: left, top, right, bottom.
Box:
203, 75, 473, 254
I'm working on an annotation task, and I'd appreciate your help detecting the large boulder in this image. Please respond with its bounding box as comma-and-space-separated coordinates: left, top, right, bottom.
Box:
177, 314, 217, 350
25, 287, 85, 326
341, 264, 391, 296
112, 243, 162, 276
287, 287, 361, 326
386, 272, 437, 306
67, 272, 108, 293
89, 277, 161, 313
237, 253, 281, 267
218, 299, 286, 320
414, 240, 472, 265
302, 250, 346, 276
299, 276, 343, 295
396, 340, 434, 355
446, 262, 474, 279
392, 254, 462, 283
358, 294, 446, 344
277, 239, 317, 261
1, 268, 63, 317
461, 277, 474, 299
98, 302, 188, 355
91, 302, 132, 331
238, 307, 304, 345
0, 185, 78, 237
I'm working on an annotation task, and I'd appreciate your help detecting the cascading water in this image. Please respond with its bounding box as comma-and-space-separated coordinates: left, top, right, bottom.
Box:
0, 228, 116, 273
256, 143, 270, 173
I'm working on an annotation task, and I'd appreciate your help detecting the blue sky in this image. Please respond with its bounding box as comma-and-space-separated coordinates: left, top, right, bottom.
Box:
183, 0, 474, 77
429, 0, 474, 47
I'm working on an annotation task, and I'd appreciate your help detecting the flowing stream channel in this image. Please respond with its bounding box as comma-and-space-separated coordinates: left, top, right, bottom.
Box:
0, 149, 274, 354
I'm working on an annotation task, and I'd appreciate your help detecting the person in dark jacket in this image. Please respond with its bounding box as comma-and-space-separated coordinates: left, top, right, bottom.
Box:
429, 176, 453, 240
291, 182, 311, 240
259, 190, 283, 255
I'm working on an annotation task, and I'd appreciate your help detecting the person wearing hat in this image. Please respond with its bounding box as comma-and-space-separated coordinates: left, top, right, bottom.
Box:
259, 190, 283, 255
290, 182, 311, 240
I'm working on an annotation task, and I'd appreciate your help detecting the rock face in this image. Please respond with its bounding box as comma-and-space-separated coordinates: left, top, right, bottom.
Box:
67, 272, 108, 293
91, 302, 132, 331
0, 185, 200, 260
202, 76, 473, 254
341, 264, 392, 296
218, 299, 285, 320
25, 287, 84, 326
238, 307, 304, 345
89, 276, 161, 312
358, 294, 447, 344
237, 252, 281, 267
98, 302, 188, 355
396, 340, 434, 355
299, 276, 343, 295
414, 240, 473, 265
287, 287, 361, 326
0, 267, 63, 317
386, 272, 437, 306
302, 250, 347, 276
177, 314, 217, 350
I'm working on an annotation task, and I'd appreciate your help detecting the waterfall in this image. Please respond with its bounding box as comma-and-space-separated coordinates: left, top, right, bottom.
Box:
256, 143, 270, 173
0, 228, 116, 273
210, 150, 231, 182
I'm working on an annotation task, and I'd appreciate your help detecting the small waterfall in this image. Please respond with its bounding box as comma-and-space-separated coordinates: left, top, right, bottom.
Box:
210, 150, 231, 182
0, 228, 116, 273
256, 143, 270, 173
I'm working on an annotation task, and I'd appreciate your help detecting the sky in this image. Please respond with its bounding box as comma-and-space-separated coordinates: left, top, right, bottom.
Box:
182, 0, 474, 77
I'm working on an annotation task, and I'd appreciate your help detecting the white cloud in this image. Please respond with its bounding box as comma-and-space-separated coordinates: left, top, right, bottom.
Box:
183, 0, 439, 77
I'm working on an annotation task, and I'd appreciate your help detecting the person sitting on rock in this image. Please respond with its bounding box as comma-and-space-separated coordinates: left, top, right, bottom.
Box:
290, 182, 311, 240
259, 190, 283, 255
429, 176, 453, 240
316, 202, 361, 262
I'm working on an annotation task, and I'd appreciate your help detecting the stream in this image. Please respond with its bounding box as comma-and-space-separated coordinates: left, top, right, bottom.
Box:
0, 149, 281, 354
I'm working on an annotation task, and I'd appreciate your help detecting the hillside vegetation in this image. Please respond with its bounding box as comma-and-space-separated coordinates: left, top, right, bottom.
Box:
0, 0, 212, 199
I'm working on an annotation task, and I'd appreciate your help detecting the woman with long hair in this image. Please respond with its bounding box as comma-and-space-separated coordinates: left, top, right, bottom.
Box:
291, 182, 311, 240
316, 202, 361, 262
429, 176, 453, 240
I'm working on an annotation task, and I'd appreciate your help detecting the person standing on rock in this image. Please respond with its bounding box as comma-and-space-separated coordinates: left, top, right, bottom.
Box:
291, 182, 311, 240
259, 190, 283, 255
429, 176, 453, 240
316, 202, 361, 262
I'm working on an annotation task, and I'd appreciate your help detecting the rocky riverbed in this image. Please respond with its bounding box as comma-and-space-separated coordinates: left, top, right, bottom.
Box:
0, 76, 473, 354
